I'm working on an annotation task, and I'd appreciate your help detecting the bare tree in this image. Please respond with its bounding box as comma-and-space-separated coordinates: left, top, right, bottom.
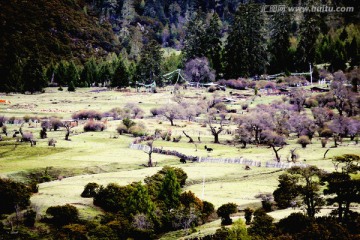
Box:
261, 130, 286, 162
206, 113, 226, 144
64, 123, 73, 141
143, 139, 156, 167
159, 104, 183, 126
289, 148, 299, 163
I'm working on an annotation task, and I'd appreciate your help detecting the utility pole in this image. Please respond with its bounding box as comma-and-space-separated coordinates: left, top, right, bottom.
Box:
202, 174, 205, 200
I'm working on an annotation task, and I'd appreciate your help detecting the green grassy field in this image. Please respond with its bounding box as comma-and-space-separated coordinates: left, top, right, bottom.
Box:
0, 87, 359, 238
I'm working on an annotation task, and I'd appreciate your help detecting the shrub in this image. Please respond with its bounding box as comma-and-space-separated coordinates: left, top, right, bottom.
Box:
150, 108, 160, 116
2, 125, 7, 136
0, 116, 7, 127
320, 128, 333, 138
84, 121, 106, 132
180, 191, 203, 210
202, 201, 215, 222
122, 118, 136, 130
116, 123, 127, 135
297, 135, 311, 148
208, 86, 217, 92
217, 203, 238, 225
48, 138, 56, 147
129, 125, 147, 137
50, 118, 63, 131
241, 104, 248, 110
46, 204, 79, 226
0, 178, 31, 214
244, 207, 254, 225
72, 110, 102, 120
304, 98, 318, 108
28, 181, 39, 193
40, 127, 47, 139
8, 116, 17, 124
214, 102, 227, 112
21, 132, 34, 142
24, 209, 36, 227
23, 115, 31, 122
81, 182, 100, 198
217, 79, 248, 90
160, 130, 172, 141
103, 107, 125, 120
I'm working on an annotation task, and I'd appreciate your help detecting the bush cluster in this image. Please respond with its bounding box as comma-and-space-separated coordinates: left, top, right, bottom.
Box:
83, 121, 106, 132
72, 110, 102, 120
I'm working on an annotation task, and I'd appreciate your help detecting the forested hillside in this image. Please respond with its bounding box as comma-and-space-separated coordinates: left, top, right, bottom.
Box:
0, 0, 359, 93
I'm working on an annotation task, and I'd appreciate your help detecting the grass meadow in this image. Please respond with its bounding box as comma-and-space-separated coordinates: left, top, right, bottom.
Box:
0, 87, 359, 237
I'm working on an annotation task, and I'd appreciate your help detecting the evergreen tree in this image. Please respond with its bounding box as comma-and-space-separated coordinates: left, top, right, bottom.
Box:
268, 9, 292, 74
347, 37, 359, 67
316, 35, 332, 64
112, 58, 129, 88
67, 81, 76, 92
22, 55, 47, 93
296, 0, 321, 70
206, 12, 223, 78
80, 58, 98, 87
183, 10, 207, 62
224, 4, 267, 78
55, 60, 68, 87
135, 39, 163, 86
339, 28, 348, 41
66, 61, 79, 88
98, 62, 113, 86
158, 169, 181, 210
1, 51, 24, 93
330, 39, 347, 71
45, 62, 56, 84
125, 182, 155, 216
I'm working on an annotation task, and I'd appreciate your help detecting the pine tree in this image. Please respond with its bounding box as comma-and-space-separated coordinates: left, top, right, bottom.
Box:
339, 28, 348, 41
22, 55, 47, 93
158, 169, 181, 210
135, 39, 163, 86
98, 62, 113, 86
330, 39, 347, 71
66, 61, 79, 88
296, 0, 321, 70
126, 182, 155, 216
224, 4, 267, 78
206, 12, 223, 78
1, 51, 24, 93
347, 37, 359, 67
268, 10, 292, 74
183, 10, 207, 62
55, 60, 68, 87
67, 81, 76, 92
80, 58, 98, 87
112, 58, 129, 88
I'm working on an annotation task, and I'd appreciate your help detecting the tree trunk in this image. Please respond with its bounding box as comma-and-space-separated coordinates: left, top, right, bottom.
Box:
214, 133, 219, 144
272, 146, 282, 162
183, 131, 194, 143
170, 119, 174, 126
338, 201, 343, 222
148, 151, 153, 167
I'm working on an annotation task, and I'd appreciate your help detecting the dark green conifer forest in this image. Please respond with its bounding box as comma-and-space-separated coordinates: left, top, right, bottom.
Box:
0, 0, 359, 92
